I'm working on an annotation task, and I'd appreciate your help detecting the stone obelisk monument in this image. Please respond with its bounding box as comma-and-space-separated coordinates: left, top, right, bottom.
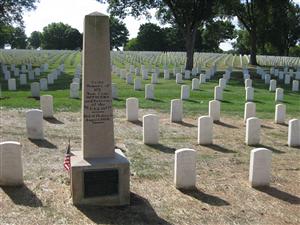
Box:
71, 12, 130, 206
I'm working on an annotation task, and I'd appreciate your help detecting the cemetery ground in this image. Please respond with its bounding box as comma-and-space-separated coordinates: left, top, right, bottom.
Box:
1, 108, 300, 225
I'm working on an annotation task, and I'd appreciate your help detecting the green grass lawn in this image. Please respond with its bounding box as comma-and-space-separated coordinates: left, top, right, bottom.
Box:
0, 51, 299, 118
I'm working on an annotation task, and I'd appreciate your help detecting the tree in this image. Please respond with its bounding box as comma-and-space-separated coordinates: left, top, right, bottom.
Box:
124, 38, 140, 51
0, 24, 14, 48
0, 0, 37, 26
222, 0, 270, 65
136, 23, 166, 51
109, 16, 129, 50
29, 31, 42, 49
10, 27, 27, 49
41, 23, 82, 50
201, 20, 236, 52
98, 0, 216, 70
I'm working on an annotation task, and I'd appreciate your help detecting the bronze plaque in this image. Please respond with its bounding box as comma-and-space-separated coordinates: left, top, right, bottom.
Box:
84, 169, 119, 198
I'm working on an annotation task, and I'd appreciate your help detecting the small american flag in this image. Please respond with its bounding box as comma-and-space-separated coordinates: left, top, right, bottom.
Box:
64, 139, 71, 172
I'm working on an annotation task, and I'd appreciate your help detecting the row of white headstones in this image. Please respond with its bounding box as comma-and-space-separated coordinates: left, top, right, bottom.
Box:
1, 63, 64, 96
1, 95, 299, 189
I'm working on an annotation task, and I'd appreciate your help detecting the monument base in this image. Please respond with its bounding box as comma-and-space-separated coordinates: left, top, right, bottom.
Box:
71, 149, 130, 206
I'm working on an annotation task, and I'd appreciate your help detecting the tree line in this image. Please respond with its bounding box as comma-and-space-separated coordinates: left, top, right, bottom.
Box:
1, 0, 299, 67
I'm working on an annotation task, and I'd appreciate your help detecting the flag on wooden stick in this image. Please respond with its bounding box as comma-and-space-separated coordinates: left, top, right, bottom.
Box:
64, 139, 71, 172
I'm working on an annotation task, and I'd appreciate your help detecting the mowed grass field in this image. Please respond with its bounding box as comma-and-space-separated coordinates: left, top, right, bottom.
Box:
0, 51, 299, 119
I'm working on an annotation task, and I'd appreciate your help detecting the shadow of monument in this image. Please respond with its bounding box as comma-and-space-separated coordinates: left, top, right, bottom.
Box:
261, 124, 274, 129
76, 193, 171, 225
205, 144, 236, 153
129, 120, 142, 126
146, 144, 176, 154
27, 96, 40, 100
180, 188, 230, 206
29, 138, 57, 149
254, 186, 300, 204
44, 117, 64, 124
173, 121, 197, 127
1, 185, 43, 207
214, 121, 238, 129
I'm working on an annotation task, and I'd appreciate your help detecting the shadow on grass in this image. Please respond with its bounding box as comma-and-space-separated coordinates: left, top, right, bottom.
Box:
1, 185, 43, 207
220, 100, 233, 104
44, 117, 64, 124
113, 98, 124, 102
129, 120, 142, 126
0, 96, 10, 100
148, 98, 164, 102
205, 144, 236, 153
277, 123, 288, 127
253, 100, 264, 104
27, 96, 40, 100
146, 144, 176, 154
173, 121, 197, 127
261, 124, 274, 129
29, 138, 57, 149
180, 188, 230, 206
214, 120, 238, 129
76, 193, 171, 225
254, 186, 300, 205
254, 144, 285, 154
184, 99, 199, 103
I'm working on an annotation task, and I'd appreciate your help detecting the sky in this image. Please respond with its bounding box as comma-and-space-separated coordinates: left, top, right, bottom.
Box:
23, 0, 300, 51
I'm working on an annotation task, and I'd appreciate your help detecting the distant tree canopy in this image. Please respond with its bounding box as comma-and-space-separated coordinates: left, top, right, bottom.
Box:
109, 16, 129, 50
41, 23, 82, 50
28, 31, 42, 49
124, 20, 235, 53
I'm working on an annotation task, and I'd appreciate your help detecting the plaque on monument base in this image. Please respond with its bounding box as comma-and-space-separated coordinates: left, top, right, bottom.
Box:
71, 149, 130, 206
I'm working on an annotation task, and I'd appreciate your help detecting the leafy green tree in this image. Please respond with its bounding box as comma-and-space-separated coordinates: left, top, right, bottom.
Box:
0, 0, 37, 26
0, 24, 14, 48
232, 29, 251, 54
28, 31, 42, 49
98, 0, 216, 70
41, 23, 82, 50
109, 16, 129, 50
124, 38, 140, 51
10, 27, 27, 49
201, 20, 236, 52
136, 23, 167, 51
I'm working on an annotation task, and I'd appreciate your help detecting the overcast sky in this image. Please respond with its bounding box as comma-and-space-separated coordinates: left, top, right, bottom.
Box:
23, 0, 300, 51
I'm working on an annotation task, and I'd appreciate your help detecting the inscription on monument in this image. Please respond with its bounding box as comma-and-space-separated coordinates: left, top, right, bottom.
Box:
84, 80, 112, 124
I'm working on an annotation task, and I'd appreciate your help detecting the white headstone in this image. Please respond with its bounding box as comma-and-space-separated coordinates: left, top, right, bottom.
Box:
219, 78, 227, 90
20, 74, 27, 85
198, 116, 213, 145
70, 82, 80, 98
246, 87, 254, 102
26, 109, 44, 140
170, 99, 183, 122
47, 74, 54, 84
199, 74, 206, 83
209, 100, 220, 122
174, 148, 196, 189
126, 74, 133, 84
181, 85, 190, 100
249, 148, 272, 187
284, 74, 291, 85
0, 141, 23, 186
31, 82, 40, 97
164, 69, 170, 80
265, 74, 271, 84
126, 97, 139, 121
288, 119, 300, 147
192, 78, 199, 90
8, 78, 16, 91
143, 114, 159, 144
275, 88, 284, 102
245, 79, 252, 88
184, 70, 190, 79
214, 86, 223, 101
28, 71, 35, 80
275, 104, 285, 124
269, 79, 277, 92
134, 78, 142, 90
246, 117, 261, 145
40, 78, 48, 91
145, 84, 154, 99
292, 80, 299, 92
176, 73, 183, 84
40, 95, 54, 118
151, 73, 158, 84
244, 102, 256, 122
